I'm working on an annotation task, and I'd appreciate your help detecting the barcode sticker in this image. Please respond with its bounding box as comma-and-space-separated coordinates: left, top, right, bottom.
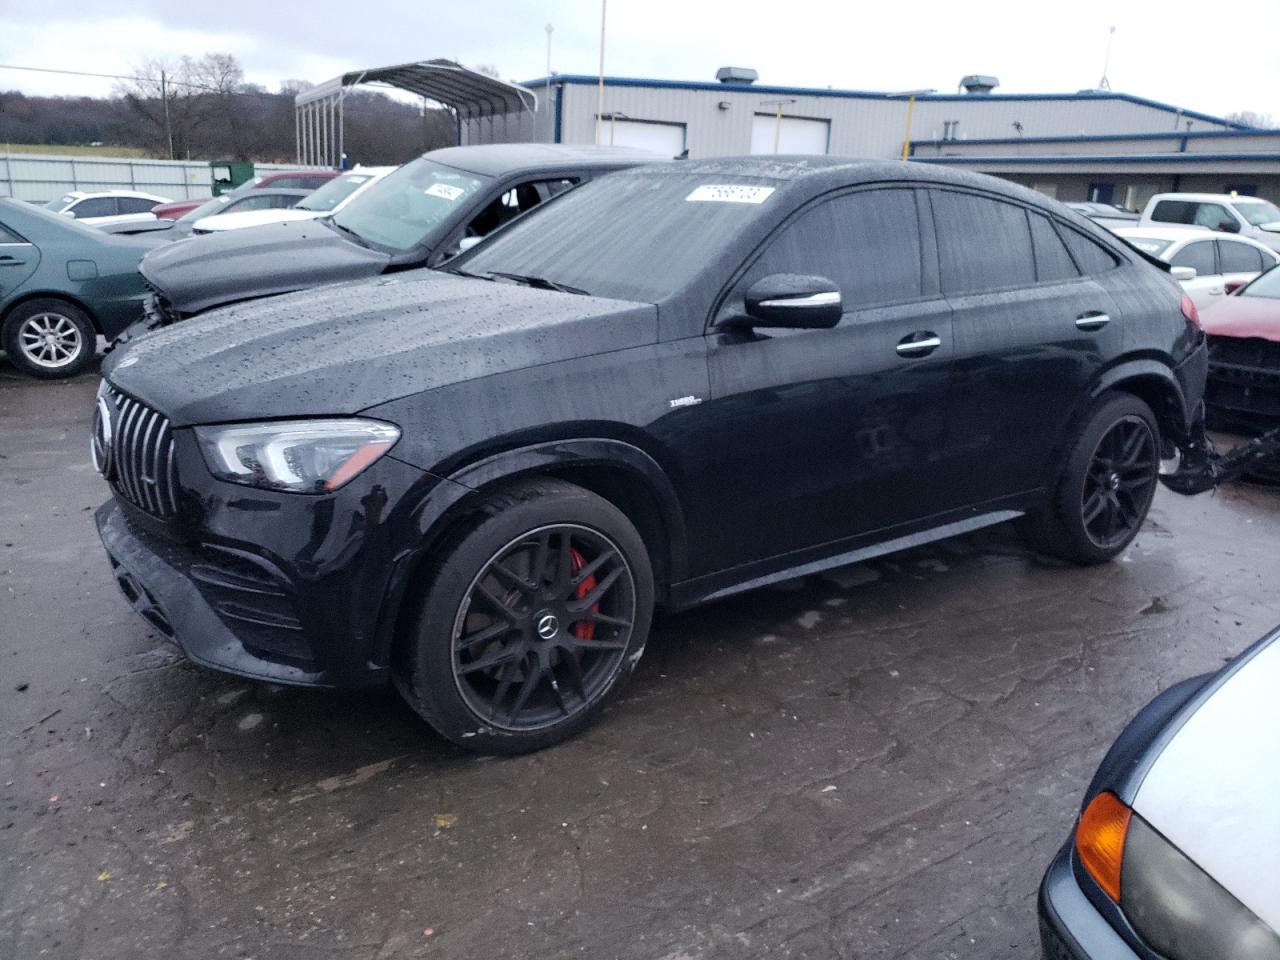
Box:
686, 184, 775, 204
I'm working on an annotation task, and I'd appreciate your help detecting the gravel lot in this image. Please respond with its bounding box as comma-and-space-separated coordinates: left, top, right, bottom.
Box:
2, 359, 1277, 960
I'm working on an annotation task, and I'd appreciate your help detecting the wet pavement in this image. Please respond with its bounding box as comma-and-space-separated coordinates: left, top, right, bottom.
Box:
2, 359, 1278, 960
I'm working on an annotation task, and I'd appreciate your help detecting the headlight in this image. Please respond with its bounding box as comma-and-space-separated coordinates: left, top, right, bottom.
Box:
195, 419, 400, 493
1075, 792, 1280, 960
1121, 815, 1280, 960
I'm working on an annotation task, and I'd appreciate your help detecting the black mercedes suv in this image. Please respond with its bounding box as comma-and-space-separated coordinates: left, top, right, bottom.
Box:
93, 158, 1208, 754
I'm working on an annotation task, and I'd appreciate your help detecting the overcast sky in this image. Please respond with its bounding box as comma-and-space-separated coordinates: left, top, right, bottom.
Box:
2, 0, 1278, 122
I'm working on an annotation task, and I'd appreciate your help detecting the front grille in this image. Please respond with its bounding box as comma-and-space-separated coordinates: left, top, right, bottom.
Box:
104, 386, 180, 518
1207, 335, 1280, 375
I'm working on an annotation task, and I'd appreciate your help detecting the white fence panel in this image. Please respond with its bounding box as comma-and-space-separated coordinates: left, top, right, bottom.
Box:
0, 153, 324, 203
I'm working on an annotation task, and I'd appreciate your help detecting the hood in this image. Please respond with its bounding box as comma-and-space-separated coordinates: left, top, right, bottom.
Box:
192, 208, 321, 233
102, 270, 657, 426
1132, 636, 1280, 933
139, 217, 391, 314
1200, 295, 1280, 342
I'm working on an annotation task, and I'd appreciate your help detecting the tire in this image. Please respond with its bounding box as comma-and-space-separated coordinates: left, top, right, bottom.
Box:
1023, 393, 1161, 565
2, 299, 96, 379
394, 478, 655, 755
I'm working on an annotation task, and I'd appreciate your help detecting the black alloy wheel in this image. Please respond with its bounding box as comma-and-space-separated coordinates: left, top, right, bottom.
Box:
1080, 415, 1158, 550
452, 523, 637, 732
395, 478, 654, 754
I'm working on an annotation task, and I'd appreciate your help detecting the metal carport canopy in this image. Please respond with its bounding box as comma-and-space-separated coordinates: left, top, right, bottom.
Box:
295, 58, 537, 119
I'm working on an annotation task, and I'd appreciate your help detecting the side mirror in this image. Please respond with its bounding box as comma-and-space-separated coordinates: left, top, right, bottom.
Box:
61, 210, 76, 218
1224, 279, 1247, 295
742, 274, 842, 329
458, 236, 483, 253
1170, 266, 1197, 281
1217, 219, 1241, 234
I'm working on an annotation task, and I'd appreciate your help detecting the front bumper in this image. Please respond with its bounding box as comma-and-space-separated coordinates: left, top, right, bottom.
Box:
1038, 845, 1143, 960
95, 445, 445, 688
1205, 336, 1280, 423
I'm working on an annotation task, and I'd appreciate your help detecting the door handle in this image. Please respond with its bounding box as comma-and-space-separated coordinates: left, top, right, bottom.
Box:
0, 256, 26, 267
1075, 311, 1112, 331
896, 332, 942, 357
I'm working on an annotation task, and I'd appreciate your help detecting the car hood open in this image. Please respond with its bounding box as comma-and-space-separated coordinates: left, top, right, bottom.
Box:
138, 217, 392, 314
1200, 296, 1280, 343
102, 269, 658, 426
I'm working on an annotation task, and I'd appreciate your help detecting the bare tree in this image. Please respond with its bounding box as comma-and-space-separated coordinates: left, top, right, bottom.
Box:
1224, 111, 1275, 129
114, 54, 248, 159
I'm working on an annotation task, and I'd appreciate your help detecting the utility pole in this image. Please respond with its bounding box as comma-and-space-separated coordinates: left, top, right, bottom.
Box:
160, 69, 174, 160
1098, 25, 1115, 92
595, 0, 607, 145
545, 24, 554, 143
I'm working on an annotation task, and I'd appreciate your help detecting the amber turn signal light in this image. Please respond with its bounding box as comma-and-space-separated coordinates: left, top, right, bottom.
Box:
1075, 791, 1132, 903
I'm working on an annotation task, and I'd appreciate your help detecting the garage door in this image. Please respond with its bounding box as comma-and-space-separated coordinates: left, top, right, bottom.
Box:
601, 120, 686, 155
750, 115, 830, 155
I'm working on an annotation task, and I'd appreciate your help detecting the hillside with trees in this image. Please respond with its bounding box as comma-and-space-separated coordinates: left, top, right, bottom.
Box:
0, 53, 456, 165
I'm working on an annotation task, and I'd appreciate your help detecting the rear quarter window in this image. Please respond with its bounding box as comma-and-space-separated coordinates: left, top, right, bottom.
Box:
932, 190, 1036, 294
1060, 227, 1120, 275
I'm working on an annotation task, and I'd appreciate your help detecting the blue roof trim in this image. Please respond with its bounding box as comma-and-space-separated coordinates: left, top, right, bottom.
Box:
521, 75, 1248, 130
915, 129, 1280, 147
916, 153, 1280, 165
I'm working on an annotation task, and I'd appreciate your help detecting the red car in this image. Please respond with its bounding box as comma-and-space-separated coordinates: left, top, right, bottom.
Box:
1201, 264, 1280, 476
151, 170, 337, 220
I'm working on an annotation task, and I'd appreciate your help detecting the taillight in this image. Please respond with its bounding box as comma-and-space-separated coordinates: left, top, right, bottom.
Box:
1180, 292, 1200, 328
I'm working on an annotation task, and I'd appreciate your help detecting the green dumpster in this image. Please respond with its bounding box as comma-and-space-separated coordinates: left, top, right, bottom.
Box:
209, 161, 255, 196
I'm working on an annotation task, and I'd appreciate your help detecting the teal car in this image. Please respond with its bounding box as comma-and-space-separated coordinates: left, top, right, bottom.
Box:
1, 198, 160, 379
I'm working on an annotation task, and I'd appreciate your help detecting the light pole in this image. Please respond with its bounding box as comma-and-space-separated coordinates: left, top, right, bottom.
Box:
888, 89, 936, 161
544, 24, 554, 143
594, 0, 607, 145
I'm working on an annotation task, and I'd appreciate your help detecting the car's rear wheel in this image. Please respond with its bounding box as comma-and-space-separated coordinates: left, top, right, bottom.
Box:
395, 478, 654, 754
1024, 393, 1160, 565
2, 299, 96, 379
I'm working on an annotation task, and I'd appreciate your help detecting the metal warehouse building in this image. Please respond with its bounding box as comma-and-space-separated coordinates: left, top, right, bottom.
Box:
460, 69, 1280, 205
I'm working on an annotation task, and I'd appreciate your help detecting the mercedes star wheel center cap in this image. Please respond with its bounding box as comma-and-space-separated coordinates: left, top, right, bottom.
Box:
536, 613, 560, 641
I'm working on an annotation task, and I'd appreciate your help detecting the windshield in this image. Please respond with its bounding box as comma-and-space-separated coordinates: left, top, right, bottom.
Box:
178, 195, 234, 222
460, 172, 782, 303
1124, 237, 1174, 257
331, 158, 489, 252
1241, 264, 1280, 299
297, 173, 375, 213
1234, 200, 1280, 227
45, 194, 77, 211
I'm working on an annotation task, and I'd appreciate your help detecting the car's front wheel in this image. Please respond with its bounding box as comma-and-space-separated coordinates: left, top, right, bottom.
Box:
2, 299, 96, 379
395, 478, 655, 754
1024, 393, 1161, 565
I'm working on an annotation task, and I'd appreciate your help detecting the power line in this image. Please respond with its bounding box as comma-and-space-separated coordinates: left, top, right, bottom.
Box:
0, 61, 283, 96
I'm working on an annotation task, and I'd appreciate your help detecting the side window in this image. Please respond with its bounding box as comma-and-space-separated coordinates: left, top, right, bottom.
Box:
932, 190, 1035, 294
744, 189, 923, 309
1170, 241, 1217, 276
269, 194, 301, 208
0, 222, 26, 243
1029, 213, 1079, 283
229, 195, 277, 212
117, 197, 158, 214
1151, 199, 1196, 225
1193, 203, 1234, 230
1060, 227, 1120, 275
70, 197, 117, 219
1218, 240, 1264, 274
541, 178, 578, 200
465, 180, 557, 239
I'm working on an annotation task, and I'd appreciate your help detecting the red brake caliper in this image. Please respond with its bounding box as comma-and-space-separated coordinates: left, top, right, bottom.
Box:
569, 548, 598, 640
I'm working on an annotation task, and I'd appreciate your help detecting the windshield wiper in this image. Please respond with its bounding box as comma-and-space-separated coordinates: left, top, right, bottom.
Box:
326, 218, 371, 247
444, 266, 493, 281
483, 271, 590, 296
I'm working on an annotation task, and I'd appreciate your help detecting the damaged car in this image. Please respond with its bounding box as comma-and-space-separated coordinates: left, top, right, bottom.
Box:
93, 158, 1208, 754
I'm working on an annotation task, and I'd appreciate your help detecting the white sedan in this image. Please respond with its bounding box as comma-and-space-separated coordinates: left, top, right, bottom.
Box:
1039, 625, 1280, 959
1115, 226, 1280, 312
190, 167, 394, 234
44, 190, 171, 228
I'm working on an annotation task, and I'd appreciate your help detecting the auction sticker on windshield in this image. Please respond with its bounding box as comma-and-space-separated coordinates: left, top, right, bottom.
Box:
686, 184, 775, 204
425, 183, 466, 201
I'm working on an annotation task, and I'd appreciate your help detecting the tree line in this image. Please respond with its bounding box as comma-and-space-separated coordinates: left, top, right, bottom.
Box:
0, 53, 457, 166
